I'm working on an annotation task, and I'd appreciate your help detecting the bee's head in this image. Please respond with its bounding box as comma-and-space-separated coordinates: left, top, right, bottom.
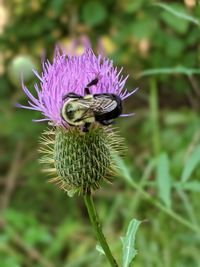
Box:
61, 99, 83, 126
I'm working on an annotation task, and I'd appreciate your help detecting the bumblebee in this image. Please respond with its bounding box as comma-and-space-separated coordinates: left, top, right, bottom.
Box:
61, 78, 122, 131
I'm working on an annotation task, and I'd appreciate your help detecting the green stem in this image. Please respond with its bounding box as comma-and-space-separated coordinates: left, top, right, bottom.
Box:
84, 194, 118, 267
150, 78, 161, 156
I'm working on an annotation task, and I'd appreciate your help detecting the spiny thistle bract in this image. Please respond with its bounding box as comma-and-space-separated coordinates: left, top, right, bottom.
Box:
39, 126, 124, 195
19, 46, 136, 195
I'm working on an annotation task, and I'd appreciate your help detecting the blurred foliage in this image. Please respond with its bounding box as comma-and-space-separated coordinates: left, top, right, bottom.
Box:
0, 0, 200, 267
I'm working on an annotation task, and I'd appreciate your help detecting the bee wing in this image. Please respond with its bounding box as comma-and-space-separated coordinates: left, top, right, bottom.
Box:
75, 99, 92, 108
91, 97, 118, 114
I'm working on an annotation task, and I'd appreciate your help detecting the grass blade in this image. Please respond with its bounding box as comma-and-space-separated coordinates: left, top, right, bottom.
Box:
139, 66, 200, 77
181, 145, 200, 182
153, 2, 200, 26
176, 181, 200, 192
156, 153, 172, 208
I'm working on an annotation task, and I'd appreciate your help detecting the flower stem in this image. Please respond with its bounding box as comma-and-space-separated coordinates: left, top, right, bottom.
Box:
84, 193, 119, 267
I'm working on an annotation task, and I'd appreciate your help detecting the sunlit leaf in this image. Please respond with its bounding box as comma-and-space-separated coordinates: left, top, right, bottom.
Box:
181, 145, 200, 182
175, 181, 200, 192
96, 244, 105, 255
122, 219, 141, 267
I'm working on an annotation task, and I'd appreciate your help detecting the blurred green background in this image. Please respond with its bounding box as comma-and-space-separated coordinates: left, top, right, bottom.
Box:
0, 0, 200, 266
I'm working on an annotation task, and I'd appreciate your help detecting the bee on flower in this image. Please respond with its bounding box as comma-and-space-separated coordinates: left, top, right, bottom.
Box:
18, 46, 137, 195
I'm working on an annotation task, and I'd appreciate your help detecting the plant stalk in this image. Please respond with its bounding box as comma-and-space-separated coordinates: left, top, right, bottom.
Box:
150, 78, 161, 156
84, 193, 118, 267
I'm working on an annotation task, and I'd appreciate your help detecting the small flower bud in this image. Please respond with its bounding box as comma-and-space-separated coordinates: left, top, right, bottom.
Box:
40, 126, 124, 195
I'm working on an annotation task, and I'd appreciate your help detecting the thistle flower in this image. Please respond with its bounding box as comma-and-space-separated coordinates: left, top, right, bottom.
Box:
19, 47, 136, 195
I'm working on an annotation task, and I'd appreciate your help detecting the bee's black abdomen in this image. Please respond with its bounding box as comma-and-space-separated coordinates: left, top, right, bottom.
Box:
94, 94, 122, 125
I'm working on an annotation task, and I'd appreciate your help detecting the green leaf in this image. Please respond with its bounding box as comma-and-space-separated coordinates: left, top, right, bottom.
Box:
154, 2, 200, 26
122, 219, 141, 267
156, 153, 172, 208
164, 36, 184, 58
123, 0, 144, 13
181, 145, 200, 182
130, 16, 158, 40
139, 66, 200, 77
49, 0, 65, 14
111, 153, 132, 183
82, 2, 107, 26
175, 181, 200, 193
161, 11, 189, 34
96, 244, 105, 255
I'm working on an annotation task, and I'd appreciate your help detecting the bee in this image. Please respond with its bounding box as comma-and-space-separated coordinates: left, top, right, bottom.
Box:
61, 78, 122, 132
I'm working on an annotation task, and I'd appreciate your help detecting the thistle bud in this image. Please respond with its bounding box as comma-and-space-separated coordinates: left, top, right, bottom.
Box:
40, 126, 124, 195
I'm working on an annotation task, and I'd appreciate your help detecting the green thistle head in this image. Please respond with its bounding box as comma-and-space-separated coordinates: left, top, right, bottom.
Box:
40, 125, 124, 195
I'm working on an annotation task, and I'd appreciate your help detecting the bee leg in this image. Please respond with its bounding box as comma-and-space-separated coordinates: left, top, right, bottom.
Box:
84, 77, 99, 95
85, 87, 90, 95
62, 93, 82, 101
82, 122, 91, 132
87, 77, 99, 87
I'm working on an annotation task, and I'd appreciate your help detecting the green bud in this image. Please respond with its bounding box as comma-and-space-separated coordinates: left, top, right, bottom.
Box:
8, 55, 37, 86
39, 125, 124, 196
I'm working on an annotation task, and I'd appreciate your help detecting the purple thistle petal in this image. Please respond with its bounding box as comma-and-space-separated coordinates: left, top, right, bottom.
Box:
120, 113, 135, 117
16, 103, 41, 111
32, 118, 50, 122
19, 47, 137, 126
32, 69, 43, 82
121, 87, 139, 100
